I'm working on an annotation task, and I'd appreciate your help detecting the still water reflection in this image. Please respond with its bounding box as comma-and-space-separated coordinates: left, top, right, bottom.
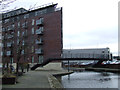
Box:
61, 71, 119, 88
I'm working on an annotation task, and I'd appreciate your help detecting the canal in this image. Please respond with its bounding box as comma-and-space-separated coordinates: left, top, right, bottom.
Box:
57, 71, 119, 88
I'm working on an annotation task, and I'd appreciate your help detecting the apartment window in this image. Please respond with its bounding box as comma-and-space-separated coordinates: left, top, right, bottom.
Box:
10, 57, 13, 64
18, 22, 20, 28
1, 51, 3, 56
32, 19, 34, 25
17, 16, 20, 21
38, 56, 43, 63
25, 30, 27, 36
13, 41, 14, 44
11, 18, 14, 23
24, 14, 29, 19
17, 31, 20, 37
12, 24, 15, 28
22, 31, 24, 36
6, 51, 11, 56
32, 28, 34, 34
22, 22, 28, 28
17, 39, 19, 45
4, 19, 9, 23
31, 46, 34, 53
35, 12, 38, 16
32, 56, 34, 63
2, 28, 5, 32
21, 50, 24, 55
22, 40, 24, 45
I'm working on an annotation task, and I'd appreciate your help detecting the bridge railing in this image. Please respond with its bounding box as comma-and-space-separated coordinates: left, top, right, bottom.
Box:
61, 53, 110, 59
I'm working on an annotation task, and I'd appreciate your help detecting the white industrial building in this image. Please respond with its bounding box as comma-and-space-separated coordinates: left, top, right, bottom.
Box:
62, 48, 112, 59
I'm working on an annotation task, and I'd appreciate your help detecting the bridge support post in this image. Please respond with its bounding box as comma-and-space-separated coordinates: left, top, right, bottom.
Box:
68, 60, 70, 72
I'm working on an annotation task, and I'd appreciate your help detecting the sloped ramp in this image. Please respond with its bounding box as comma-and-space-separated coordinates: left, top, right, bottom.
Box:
31, 59, 51, 70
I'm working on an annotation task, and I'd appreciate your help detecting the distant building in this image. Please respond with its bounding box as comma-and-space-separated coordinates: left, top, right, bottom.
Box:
63, 48, 112, 59
2, 3, 63, 64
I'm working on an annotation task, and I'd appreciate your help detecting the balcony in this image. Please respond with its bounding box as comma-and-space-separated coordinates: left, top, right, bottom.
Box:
36, 39, 43, 44
22, 23, 28, 29
7, 43, 12, 47
6, 51, 12, 56
7, 25, 15, 31
7, 35, 13, 39
35, 49, 43, 54
36, 27, 43, 35
36, 18, 43, 26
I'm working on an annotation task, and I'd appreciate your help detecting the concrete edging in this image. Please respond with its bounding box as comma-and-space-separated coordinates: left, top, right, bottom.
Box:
48, 74, 63, 88
48, 71, 73, 88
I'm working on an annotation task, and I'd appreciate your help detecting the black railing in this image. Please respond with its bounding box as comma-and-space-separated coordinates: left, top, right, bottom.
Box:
61, 53, 110, 60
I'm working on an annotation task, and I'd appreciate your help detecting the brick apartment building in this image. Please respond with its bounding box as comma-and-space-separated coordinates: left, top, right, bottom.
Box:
2, 3, 63, 64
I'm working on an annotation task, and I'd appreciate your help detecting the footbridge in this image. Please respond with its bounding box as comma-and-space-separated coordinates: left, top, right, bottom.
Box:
31, 53, 111, 70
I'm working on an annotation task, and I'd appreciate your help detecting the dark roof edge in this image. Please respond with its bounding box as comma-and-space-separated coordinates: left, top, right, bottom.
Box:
2, 3, 58, 20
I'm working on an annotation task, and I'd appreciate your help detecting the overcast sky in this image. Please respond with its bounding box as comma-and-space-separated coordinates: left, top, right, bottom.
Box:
2, 0, 119, 55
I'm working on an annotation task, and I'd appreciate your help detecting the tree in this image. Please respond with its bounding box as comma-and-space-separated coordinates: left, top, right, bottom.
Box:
1, 0, 17, 75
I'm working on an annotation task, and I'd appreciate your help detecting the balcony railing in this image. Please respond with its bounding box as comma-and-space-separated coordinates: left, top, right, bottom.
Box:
7, 25, 15, 31
36, 27, 43, 35
6, 51, 12, 56
7, 35, 13, 39
7, 43, 12, 47
36, 18, 43, 26
22, 23, 28, 28
35, 49, 43, 54
36, 39, 43, 44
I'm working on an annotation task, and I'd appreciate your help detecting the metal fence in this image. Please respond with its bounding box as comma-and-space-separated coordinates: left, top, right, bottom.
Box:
61, 53, 109, 59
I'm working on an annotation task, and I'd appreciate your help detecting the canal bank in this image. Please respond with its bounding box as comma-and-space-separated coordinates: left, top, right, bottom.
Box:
61, 71, 119, 88
2, 62, 120, 89
2, 62, 73, 89
85, 67, 120, 73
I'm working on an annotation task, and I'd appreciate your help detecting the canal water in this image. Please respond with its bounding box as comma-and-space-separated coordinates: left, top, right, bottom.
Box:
60, 71, 119, 88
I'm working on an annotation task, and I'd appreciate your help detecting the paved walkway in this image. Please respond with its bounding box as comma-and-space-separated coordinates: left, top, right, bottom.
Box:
2, 63, 72, 88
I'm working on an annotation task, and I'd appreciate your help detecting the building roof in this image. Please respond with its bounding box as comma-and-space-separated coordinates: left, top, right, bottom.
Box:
2, 3, 58, 19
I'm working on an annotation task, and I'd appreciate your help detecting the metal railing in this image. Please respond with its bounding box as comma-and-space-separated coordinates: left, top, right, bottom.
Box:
35, 49, 43, 54
36, 27, 43, 35
61, 53, 110, 60
36, 18, 43, 25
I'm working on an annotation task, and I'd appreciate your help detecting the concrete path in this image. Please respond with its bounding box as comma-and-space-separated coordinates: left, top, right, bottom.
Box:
2, 62, 72, 88
2, 71, 51, 88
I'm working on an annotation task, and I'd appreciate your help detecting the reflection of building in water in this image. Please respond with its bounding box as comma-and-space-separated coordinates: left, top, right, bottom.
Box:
63, 48, 112, 59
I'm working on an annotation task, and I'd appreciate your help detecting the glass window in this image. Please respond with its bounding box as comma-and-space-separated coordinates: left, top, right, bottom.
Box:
22, 40, 24, 45
24, 14, 29, 19
17, 39, 19, 45
35, 12, 38, 16
25, 30, 27, 36
32, 19, 34, 25
17, 31, 20, 36
10, 57, 13, 63
4, 19, 9, 23
18, 22, 20, 28
32, 56, 34, 63
39, 56, 43, 63
32, 28, 34, 34
31, 46, 34, 53
21, 50, 24, 55
6, 51, 11, 56
22, 31, 24, 36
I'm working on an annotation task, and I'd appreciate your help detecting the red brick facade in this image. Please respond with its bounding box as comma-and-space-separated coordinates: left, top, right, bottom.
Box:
2, 4, 63, 63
